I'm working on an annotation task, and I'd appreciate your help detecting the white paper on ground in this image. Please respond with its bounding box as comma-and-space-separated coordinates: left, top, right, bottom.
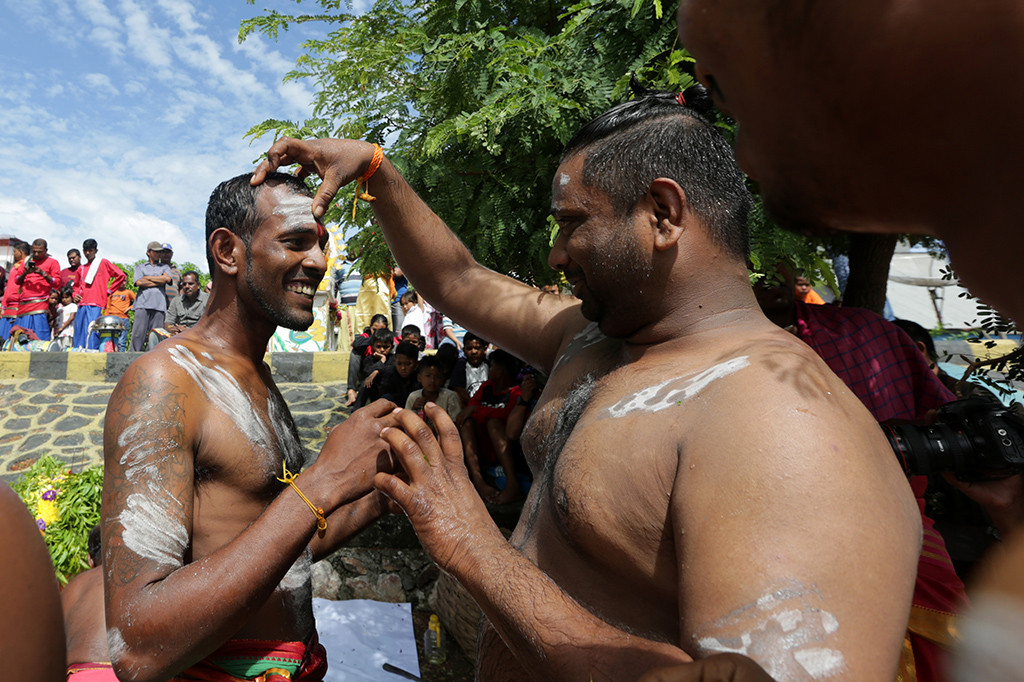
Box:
313, 598, 422, 682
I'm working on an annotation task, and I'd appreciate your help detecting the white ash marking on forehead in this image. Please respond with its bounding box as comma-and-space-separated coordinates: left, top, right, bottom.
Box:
273, 193, 316, 231
559, 172, 572, 186
606, 355, 750, 418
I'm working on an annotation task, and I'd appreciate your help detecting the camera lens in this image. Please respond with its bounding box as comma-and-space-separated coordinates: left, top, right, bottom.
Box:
882, 422, 974, 476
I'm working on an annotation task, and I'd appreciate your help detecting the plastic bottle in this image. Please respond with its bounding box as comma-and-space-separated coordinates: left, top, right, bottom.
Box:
424, 614, 447, 664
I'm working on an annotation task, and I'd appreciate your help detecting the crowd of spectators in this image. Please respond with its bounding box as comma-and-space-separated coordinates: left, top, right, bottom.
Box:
0, 237, 202, 352
340, 284, 556, 504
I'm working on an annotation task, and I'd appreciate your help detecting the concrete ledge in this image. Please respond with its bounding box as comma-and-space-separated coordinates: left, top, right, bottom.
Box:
0, 351, 350, 384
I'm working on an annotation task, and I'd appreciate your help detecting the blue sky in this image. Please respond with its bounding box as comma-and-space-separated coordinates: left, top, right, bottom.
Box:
0, 0, 363, 271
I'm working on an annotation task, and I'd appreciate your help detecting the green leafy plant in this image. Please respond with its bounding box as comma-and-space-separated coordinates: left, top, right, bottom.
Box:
10, 456, 104, 585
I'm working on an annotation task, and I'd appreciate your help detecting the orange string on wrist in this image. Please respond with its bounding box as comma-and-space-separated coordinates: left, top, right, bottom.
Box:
277, 462, 327, 537
352, 143, 384, 220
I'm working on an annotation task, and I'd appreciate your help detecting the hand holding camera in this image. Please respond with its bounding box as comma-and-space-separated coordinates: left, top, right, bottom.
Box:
882, 396, 1024, 480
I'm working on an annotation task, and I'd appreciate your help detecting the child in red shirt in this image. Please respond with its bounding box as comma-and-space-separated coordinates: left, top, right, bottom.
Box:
456, 349, 525, 505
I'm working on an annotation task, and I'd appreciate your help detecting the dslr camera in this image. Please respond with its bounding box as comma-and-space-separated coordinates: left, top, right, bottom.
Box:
882, 396, 1024, 480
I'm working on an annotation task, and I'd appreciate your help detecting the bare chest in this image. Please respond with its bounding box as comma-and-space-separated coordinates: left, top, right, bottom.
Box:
166, 346, 307, 496
512, 345, 755, 635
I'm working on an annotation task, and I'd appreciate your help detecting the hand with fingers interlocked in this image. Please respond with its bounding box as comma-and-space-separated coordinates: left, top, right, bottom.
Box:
373, 403, 507, 574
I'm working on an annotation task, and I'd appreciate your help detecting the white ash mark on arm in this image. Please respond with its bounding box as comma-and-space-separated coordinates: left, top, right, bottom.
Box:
119, 487, 189, 568
117, 417, 181, 484
693, 582, 845, 680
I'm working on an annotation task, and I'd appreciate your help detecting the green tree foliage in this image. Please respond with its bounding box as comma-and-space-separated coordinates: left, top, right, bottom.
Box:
241, 0, 831, 288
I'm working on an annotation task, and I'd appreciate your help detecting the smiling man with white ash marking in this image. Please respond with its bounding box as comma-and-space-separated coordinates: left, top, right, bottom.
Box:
100, 173, 399, 682
253, 82, 920, 681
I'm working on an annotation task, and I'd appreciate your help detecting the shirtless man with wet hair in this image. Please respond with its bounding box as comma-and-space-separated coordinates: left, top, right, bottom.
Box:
253, 88, 920, 680
100, 172, 397, 682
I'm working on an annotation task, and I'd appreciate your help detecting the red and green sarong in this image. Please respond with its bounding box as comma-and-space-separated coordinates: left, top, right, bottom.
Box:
66, 635, 327, 682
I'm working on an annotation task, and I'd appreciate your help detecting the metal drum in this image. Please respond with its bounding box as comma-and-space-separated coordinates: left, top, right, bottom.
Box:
93, 315, 127, 334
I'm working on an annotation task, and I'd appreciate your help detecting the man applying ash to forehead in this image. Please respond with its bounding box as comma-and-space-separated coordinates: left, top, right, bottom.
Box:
254, 83, 920, 681
100, 173, 400, 681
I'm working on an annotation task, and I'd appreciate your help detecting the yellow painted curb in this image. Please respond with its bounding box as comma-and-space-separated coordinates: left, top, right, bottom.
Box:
0, 353, 31, 381
66, 354, 108, 382
313, 352, 348, 384
967, 339, 1021, 362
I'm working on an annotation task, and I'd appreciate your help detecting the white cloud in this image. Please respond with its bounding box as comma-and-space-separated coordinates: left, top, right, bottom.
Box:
175, 33, 269, 103
277, 79, 315, 119
0, 103, 68, 137
119, 0, 175, 74
0, 197, 70, 245
123, 79, 146, 95
154, 0, 201, 34
76, 0, 125, 56
84, 72, 119, 95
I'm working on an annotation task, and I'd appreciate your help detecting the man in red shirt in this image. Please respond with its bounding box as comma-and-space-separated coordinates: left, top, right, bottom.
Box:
61, 249, 82, 290
0, 241, 29, 342
72, 239, 127, 349
15, 238, 61, 340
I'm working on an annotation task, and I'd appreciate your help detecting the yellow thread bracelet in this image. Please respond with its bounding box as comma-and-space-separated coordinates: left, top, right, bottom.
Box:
277, 462, 327, 537
352, 143, 384, 220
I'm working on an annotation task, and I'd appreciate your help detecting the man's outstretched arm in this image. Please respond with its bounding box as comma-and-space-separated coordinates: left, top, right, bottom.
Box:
253, 137, 575, 374
374, 406, 693, 681
102, 362, 397, 682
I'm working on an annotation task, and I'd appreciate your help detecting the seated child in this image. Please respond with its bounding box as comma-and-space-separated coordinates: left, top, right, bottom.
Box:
456, 349, 527, 505
433, 343, 460, 387
352, 328, 396, 407
400, 324, 424, 354
346, 314, 391, 406
406, 356, 462, 429
367, 341, 421, 406
449, 331, 489, 405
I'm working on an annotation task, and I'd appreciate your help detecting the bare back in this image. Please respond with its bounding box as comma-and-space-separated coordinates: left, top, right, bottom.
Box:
480, 314, 921, 680
63, 568, 107, 665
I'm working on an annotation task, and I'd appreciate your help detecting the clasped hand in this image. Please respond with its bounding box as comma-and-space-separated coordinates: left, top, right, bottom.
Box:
373, 404, 503, 574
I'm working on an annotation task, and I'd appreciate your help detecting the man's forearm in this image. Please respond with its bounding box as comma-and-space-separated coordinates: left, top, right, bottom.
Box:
310, 492, 389, 561
106, 486, 325, 681
454, 534, 691, 681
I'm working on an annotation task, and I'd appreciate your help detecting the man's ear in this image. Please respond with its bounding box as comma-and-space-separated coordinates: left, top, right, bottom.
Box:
648, 177, 687, 251
209, 228, 241, 276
